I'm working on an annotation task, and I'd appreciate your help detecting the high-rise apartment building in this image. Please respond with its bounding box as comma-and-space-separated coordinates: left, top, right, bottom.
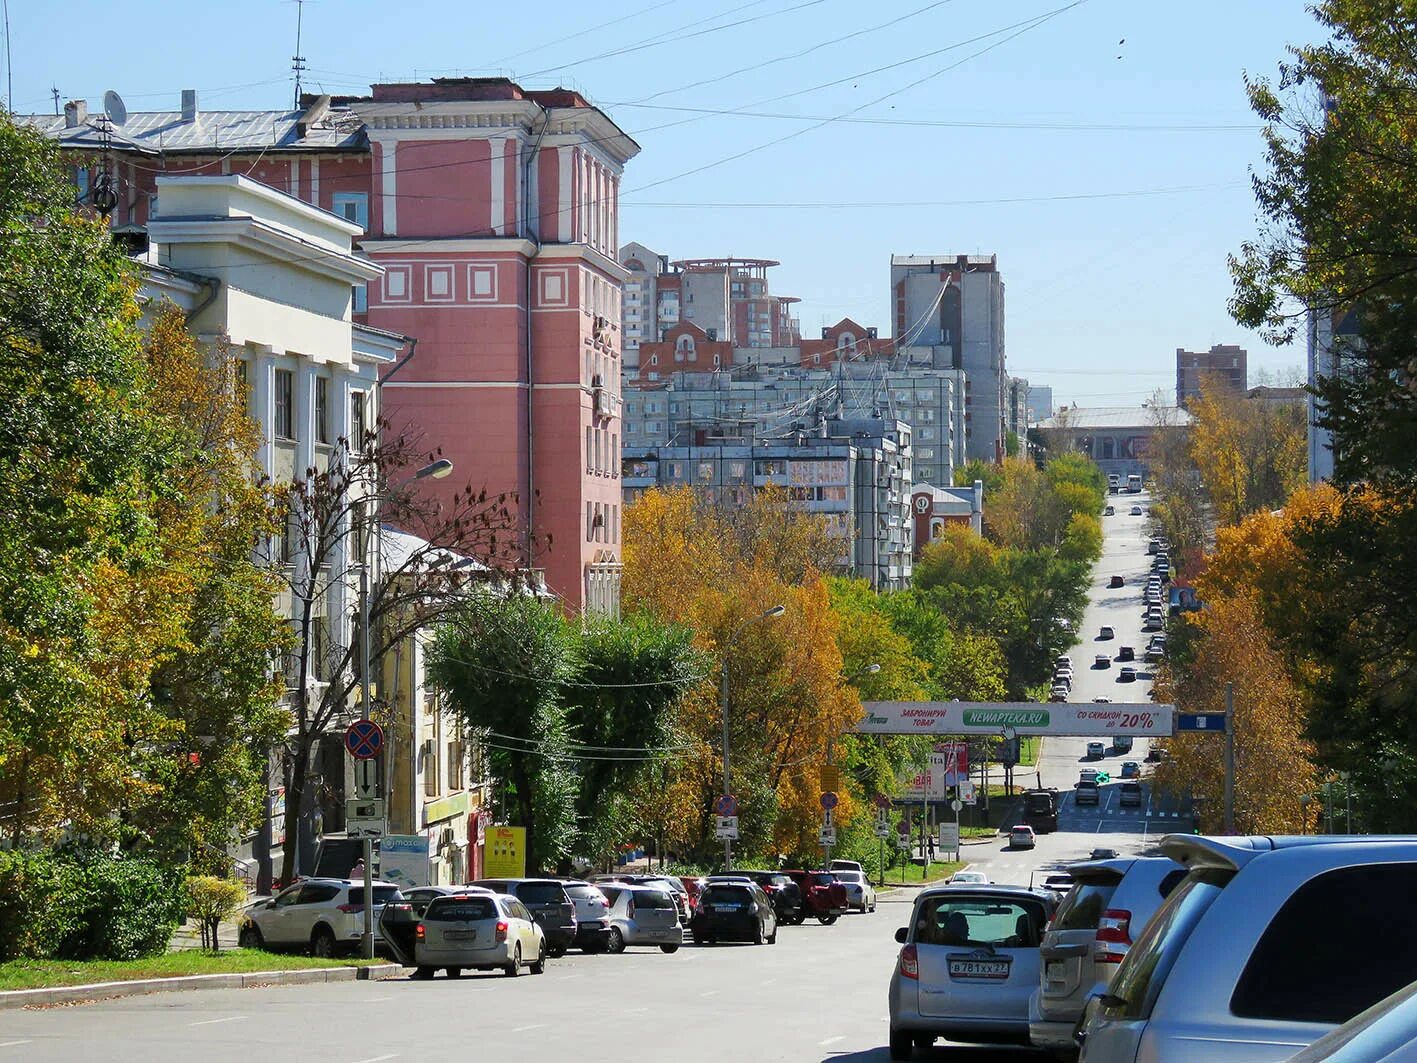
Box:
1026, 385, 1055, 424
1176, 343, 1247, 406
34, 79, 636, 613
890, 254, 1008, 462
619, 244, 802, 375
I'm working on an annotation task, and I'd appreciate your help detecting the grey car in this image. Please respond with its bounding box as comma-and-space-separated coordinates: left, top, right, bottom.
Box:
597, 882, 684, 953
888, 884, 1053, 1059
1078, 835, 1417, 1063
1028, 857, 1185, 1056
412, 892, 546, 978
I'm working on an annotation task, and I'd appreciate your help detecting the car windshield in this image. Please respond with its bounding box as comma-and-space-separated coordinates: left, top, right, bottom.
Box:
347, 886, 401, 906
516, 882, 567, 905
915, 896, 1046, 948
425, 897, 498, 921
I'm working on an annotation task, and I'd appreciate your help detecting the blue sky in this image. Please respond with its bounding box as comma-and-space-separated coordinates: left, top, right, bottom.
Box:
8, 0, 1321, 406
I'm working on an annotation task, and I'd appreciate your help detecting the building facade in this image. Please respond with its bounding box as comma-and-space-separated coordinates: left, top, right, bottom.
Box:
911, 480, 984, 556
1026, 385, 1054, 424
1034, 406, 1192, 481
1176, 343, 1247, 406
34, 77, 635, 614
622, 417, 913, 590
890, 254, 1008, 463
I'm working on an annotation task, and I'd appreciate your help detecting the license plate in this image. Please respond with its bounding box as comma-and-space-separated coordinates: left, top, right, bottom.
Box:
714, 904, 741, 912
1046, 960, 1066, 981
444, 930, 477, 941
949, 957, 1011, 980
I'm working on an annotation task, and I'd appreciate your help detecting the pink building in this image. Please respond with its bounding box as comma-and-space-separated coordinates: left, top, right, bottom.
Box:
31, 78, 637, 612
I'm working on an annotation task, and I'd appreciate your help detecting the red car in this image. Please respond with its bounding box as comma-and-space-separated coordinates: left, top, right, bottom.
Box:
782, 870, 847, 925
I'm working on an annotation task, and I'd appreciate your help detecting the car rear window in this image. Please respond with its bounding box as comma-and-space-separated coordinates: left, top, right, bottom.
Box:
516, 882, 567, 905
599, 885, 623, 905
701, 886, 749, 905
811, 873, 835, 887
1052, 880, 1118, 931
347, 886, 401, 905
634, 890, 675, 909
1107, 868, 1233, 1020
914, 896, 1046, 948
564, 884, 603, 901
1231, 863, 1417, 1024
425, 897, 497, 921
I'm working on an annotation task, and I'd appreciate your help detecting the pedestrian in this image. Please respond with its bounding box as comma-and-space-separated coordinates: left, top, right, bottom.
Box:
349, 857, 365, 880
926, 835, 937, 863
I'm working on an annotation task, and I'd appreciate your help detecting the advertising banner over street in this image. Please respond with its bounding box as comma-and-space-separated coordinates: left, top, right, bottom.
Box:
858, 702, 1174, 737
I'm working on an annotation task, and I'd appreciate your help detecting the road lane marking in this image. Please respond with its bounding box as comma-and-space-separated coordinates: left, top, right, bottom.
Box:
820, 1036, 845, 1047
188, 1016, 246, 1027
0, 1042, 33, 1049
511, 1025, 546, 1033
700, 989, 719, 998
350, 1055, 399, 1063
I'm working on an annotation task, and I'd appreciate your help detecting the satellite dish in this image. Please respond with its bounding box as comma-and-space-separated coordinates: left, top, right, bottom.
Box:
103, 90, 128, 125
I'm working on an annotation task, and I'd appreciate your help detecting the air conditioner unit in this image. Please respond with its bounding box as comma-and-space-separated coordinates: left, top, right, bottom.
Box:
593, 315, 609, 343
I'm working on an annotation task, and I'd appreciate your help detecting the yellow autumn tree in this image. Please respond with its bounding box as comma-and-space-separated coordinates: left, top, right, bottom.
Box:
1187, 375, 1307, 527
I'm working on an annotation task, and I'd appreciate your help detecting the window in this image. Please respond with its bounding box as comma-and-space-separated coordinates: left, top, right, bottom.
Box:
148, 193, 159, 220
332, 192, 369, 232
586, 427, 594, 473
75, 167, 90, 201
1052, 880, 1118, 931
911, 895, 1047, 948
385, 268, 408, 300
697, 461, 715, 482
1231, 863, 1417, 1024
350, 391, 366, 451
314, 377, 330, 445
426, 266, 453, 300
352, 284, 367, 313
274, 369, 294, 440
610, 434, 618, 476
446, 739, 464, 791
586, 501, 594, 541
424, 737, 440, 797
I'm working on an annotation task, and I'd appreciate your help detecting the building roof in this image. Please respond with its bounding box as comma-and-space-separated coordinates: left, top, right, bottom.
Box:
20, 109, 365, 154
1035, 405, 1192, 430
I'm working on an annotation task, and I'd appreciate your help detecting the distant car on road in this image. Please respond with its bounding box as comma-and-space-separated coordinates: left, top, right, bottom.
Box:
1075, 781, 1100, 806
1049, 689, 1069, 703
1092, 696, 1112, 703
1086, 741, 1106, 759
1009, 825, 1037, 850
1098, 625, 1115, 640
1079, 768, 1100, 783
1121, 761, 1140, 779
1119, 781, 1143, 808
1142, 616, 1163, 632
948, 870, 992, 885
1129, 505, 1143, 515
1118, 666, 1138, 681
1108, 574, 1123, 587
1094, 654, 1111, 669
1116, 645, 1135, 662
1147, 539, 1160, 555
1104, 504, 1116, 516
1088, 848, 1120, 860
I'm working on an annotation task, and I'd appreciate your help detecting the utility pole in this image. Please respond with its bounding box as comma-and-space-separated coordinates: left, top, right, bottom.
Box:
1223, 682, 1235, 835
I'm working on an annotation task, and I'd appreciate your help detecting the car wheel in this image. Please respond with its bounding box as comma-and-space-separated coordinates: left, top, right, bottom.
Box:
530, 941, 547, 975
659, 944, 679, 954
766, 927, 777, 945
504, 944, 521, 977
914, 1034, 935, 1052
411, 966, 435, 980
790, 914, 806, 925
752, 922, 763, 945
819, 914, 838, 926
310, 926, 337, 959
870, 902, 877, 913
606, 927, 626, 954
888, 1028, 915, 1060
548, 945, 567, 959
237, 924, 264, 951
444, 967, 461, 978
692, 933, 706, 946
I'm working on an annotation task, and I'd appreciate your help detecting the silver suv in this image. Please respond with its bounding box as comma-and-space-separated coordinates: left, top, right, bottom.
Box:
1029, 856, 1185, 1056
1078, 835, 1417, 1063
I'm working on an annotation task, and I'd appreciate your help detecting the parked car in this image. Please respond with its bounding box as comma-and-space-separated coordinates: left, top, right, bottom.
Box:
1054, 670, 1074, 687
1142, 616, 1163, 632
783, 869, 848, 924
950, 870, 991, 885
1108, 574, 1124, 587
1094, 654, 1111, 669
1075, 781, 1100, 806
1098, 625, 1115, 640
1285, 979, 1417, 1063
889, 884, 1054, 1058
1010, 825, 1037, 850
1104, 505, 1116, 516
1029, 856, 1186, 1055
1120, 761, 1141, 779
466, 878, 577, 958
1055, 655, 1072, 670
1119, 781, 1143, 808
736, 870, 803, 923
1148, 539, 1160, 555
1119, 666, 1138, 681
1078, 835, 1417, 1063
834, 869, 877, 913
400, 884, 493, 917
690, 881, 777, 945
1130, 505, 1143, 515
239, 878, 403, 957
561, 880, 613, 952
595, 882, 684, 953
1050, 689, 1070, 703
591, 873, 691, 923
1089, 848, 1120, 861
1092, 696, 1113, 704
409, 892, 546, 978
830, 859, 864, 873
1086, 741, 1106, 759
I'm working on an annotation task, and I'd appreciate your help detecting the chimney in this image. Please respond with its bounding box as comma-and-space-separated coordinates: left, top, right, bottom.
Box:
181, 89, 198, 122
64, 99, 87, 128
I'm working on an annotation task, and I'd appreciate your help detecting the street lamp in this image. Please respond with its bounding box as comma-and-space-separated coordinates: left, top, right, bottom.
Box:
719, 604, 784, 871
357, 457, 454, 958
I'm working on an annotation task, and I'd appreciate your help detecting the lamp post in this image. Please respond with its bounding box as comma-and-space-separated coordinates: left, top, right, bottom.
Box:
719, 604, 784, 871
358, 457, 453, 959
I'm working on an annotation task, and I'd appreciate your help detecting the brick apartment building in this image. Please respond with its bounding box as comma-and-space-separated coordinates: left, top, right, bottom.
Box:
1176, 343, 1247, 407
30, 78, 636, 613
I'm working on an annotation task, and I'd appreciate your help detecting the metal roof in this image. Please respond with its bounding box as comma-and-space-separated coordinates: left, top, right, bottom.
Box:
18, 110, 366, 154
1035, 406, 1193, 431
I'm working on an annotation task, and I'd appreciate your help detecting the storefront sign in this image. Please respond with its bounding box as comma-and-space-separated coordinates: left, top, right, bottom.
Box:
423, 790, 471, 827
378, 833, 433, 889
859, 702, 1173, 737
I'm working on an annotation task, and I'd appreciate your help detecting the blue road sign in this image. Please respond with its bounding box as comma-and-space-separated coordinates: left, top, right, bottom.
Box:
713, 794, 739, 817
1176, 713, 1228, 733
345, 719, 385, 760
820, 791, 839, 811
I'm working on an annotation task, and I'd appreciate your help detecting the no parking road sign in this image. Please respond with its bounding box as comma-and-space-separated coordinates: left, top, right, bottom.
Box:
713, 794, 739, 817
820, 791, 839, 811
344, 720, 384, 760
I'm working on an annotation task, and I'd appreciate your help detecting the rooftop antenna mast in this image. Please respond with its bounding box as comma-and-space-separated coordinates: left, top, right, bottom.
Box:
3, 0, 12, 114
291, 0, 308, 109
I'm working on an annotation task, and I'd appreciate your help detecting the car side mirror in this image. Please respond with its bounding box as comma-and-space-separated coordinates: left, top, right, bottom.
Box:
265, 900, 276, 909
894, 927, 908, 944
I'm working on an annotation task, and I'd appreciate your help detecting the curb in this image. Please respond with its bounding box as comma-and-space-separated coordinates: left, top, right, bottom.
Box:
0, 962, 404, 1010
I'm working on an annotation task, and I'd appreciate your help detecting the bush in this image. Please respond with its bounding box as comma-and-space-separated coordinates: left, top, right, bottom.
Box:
185, 876, 248, 952
0, 848, 185, 961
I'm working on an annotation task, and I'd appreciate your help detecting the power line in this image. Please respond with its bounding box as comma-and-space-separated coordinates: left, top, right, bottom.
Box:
435, 652, 709, 689
486, 729, 697, 753
483, 0, 681, 68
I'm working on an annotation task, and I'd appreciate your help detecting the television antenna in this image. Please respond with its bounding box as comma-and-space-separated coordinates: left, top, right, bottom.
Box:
291, 0, 308, 108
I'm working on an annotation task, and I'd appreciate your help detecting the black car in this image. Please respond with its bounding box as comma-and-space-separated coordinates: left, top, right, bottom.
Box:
467, 878, 577, 957
690, 882, 778, 945
1116, 645, 1135, 662
736, 870, 802, 924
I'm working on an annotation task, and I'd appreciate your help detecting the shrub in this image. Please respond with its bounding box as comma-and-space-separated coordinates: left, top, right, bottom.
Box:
0, 848, 185, 961
185, 876, 247, 951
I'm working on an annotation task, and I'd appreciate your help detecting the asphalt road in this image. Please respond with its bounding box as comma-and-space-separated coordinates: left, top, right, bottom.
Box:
963, 490, 1192, 887
0, 901, 1046, 1062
